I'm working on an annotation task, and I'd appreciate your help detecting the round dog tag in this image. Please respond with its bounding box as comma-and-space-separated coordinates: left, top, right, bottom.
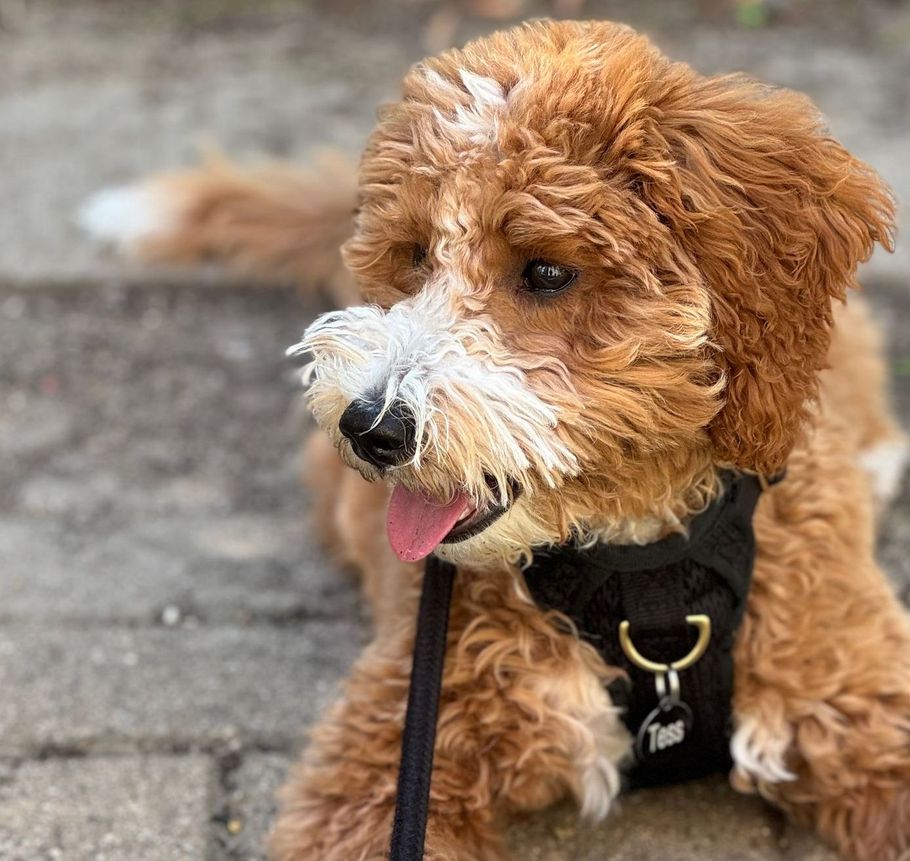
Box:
635, 700, 694, 762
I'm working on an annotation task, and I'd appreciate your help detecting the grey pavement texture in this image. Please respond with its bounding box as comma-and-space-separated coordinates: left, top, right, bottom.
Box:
0, 756, 213, 861
0, 1, 908, 859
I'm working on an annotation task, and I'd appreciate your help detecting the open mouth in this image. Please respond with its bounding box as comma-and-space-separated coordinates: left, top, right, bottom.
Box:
442, 475, 520, 545
386, 475, 521, 562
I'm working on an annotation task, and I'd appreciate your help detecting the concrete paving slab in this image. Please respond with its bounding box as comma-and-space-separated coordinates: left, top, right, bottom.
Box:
0, 281, 359, 622
509, 779, 788, 861
0, 1, 907, 289
0, 623, 362, 754
779, 824, 842, 861
0, 3, 403, 285
0, 754, 213, 861
0, 284, 315, 522
0, 513, 358, 625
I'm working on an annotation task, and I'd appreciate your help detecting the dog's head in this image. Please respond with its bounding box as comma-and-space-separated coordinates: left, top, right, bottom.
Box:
294, 20, 893, 567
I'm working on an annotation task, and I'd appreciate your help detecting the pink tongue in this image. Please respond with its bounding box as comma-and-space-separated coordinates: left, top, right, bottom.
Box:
387, 485, 471, 562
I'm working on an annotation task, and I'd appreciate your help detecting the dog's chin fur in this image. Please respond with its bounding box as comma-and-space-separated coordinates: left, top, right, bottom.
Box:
84, 18, 910, 861
432, 497, 694, 568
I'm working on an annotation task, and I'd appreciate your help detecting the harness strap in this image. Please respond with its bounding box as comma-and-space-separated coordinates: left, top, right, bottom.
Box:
389, 555, 456, 861
619, 563, 689, 647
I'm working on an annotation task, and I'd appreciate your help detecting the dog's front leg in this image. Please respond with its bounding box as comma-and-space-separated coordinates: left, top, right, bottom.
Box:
270, 567, 631, 861
269, 627, 505, 861
732, 438, 910, 861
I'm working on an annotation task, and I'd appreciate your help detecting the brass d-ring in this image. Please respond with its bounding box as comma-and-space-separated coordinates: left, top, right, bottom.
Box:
618, 614, 712, 674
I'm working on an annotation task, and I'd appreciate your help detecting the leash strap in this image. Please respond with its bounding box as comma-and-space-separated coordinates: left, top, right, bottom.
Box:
389, 555, 456, 861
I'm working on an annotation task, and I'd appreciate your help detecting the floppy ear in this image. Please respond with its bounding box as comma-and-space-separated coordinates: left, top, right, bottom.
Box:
653, 75, 895, 475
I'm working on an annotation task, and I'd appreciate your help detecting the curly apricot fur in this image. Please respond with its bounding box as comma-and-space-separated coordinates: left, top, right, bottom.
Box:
113, 19, 908, 861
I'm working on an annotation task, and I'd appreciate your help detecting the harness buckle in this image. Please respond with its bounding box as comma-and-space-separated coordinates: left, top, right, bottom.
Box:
618, 613, 712, 674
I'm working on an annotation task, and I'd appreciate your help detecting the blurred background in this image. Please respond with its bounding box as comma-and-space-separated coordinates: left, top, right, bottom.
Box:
0, 2, 907, 859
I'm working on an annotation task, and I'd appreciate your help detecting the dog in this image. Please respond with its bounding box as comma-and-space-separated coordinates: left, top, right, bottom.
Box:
81, 19, 910, 861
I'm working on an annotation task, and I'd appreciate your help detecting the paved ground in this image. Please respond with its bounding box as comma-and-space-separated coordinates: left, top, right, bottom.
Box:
0, 2, 908, 859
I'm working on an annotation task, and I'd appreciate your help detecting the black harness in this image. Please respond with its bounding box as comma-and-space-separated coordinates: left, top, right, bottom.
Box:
523, 471, 776, 786
388, 471, 778, 860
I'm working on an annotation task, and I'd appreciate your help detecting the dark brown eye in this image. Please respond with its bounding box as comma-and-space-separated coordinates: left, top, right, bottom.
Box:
412, 245, 428, 267
522, 259, 576, 294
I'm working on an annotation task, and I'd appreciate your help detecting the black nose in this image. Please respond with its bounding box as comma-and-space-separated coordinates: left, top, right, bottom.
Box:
338, 397, 416, 469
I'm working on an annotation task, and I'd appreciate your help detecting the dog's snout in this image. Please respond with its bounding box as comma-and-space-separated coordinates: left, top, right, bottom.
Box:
338, 397, 416, 469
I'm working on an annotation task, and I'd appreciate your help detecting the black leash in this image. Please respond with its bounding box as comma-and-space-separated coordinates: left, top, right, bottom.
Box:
389, 555, 456, 861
